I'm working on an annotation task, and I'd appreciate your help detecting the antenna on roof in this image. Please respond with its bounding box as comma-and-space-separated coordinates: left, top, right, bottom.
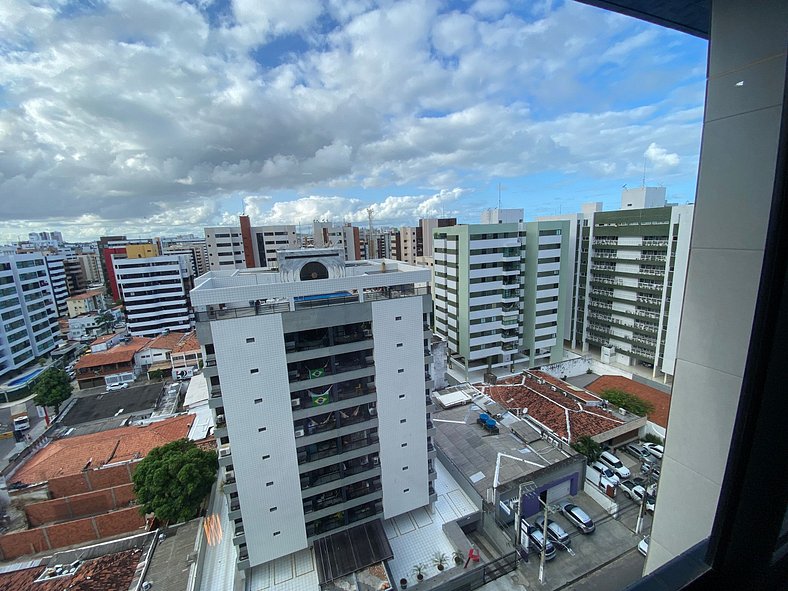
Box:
642, 156, 647, 188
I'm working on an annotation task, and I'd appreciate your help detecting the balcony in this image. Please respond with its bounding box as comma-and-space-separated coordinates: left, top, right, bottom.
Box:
294, 405, 377, 440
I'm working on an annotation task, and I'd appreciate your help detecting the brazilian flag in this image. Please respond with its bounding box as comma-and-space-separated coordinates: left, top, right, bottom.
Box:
310, 387, 331, 407
308, 367, 325, 379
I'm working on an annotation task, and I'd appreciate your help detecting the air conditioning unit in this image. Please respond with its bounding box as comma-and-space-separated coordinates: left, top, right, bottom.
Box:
372, 456, 380, 466
291, 398, 300, 408
294, 428, 305, 437
369, 406, 377, 416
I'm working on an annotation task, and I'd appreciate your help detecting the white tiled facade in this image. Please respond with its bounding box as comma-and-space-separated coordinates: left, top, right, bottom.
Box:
193, 251, 435, 571
205, 223, 298, 271
0, 254, 60, 377
114, 254, 194, 337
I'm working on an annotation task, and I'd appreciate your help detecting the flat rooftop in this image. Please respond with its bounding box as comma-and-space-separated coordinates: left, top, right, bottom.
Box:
431, 393, 576, 497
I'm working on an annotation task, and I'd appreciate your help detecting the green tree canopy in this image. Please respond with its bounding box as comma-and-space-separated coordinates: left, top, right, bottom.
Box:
571, 435, 603, 463
599, 388, 654, 417
32, 368, 73, 414
132, 439, 218, 524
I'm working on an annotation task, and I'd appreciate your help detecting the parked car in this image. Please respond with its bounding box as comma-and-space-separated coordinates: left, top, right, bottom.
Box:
523, 521, 557, 560
624, 443, 652, 462
560, 502, 595, 534
643, 443, 664, 459
600, 450, 631, 479
106, 382, 129, 392
638, 536, 650, 557
619, 479, 646, 502
589, 461, 620, 485
535, 516, 572, 548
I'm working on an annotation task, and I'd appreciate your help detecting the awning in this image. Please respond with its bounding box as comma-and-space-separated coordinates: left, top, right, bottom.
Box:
313, 520, 393, 584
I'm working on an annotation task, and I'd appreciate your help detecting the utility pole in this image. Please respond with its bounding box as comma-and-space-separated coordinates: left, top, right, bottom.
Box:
539, 495, 549, 585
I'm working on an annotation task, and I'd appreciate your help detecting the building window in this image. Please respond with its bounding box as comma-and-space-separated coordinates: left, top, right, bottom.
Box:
254, 398, 262, 403
402, 466, 408, 471
399, 394, 405, 399
403, 488, 410, 493
258, 427, 266, 432
398, 368, 404, 373
400, 419, 407, 423
270, 507, 277, 512
401, 443, 408, 447
266, 481, 274, 486
262, 454, 270, 460
273, 531, 281, 536
396, 343, 403, 347
395, 316, 402, 320
246, 337, 255, 343
250, 368, 259, 374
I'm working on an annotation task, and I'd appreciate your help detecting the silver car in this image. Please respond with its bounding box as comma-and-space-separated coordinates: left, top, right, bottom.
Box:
535, 516, 571, 548
560, 502, 595, 534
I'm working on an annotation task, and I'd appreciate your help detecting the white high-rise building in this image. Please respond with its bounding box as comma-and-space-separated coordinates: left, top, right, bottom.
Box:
480, 208, 524, 224
312, 221, 362, 260
114, 254, 195, 337
205, 216, 298, 271
192, 249, 435, 571
0, 254, 60, 377
44, 254, 69, 317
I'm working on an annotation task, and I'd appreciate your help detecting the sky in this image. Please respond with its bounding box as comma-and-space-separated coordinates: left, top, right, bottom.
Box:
0, 0, 708, 243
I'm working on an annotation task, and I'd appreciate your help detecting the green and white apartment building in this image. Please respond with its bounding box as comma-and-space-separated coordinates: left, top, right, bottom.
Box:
432, 216, 572, 376
542, 187, 694, 380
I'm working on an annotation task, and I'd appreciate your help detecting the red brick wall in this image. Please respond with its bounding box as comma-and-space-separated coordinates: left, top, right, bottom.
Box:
47, 463, 137, 498
25, 483, 136, 527
0, 507, 145, 561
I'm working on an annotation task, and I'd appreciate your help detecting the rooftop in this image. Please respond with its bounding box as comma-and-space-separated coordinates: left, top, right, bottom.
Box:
586, 374, 672, 428
66, 288, 104, 301
76, 337, 152, 369
11, 414, 194, 485
432, 393, 576, 496
0, 548, 142, 591
143, 520, 201, 591
474, 371, 641, 443
145, 330, 199, 353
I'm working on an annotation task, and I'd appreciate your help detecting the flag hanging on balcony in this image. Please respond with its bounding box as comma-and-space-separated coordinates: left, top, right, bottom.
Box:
310, 386, 331, 406
308, 367, 325, 379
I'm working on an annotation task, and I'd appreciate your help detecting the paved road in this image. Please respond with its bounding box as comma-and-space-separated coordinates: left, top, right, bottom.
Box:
0, 399, 46, 460
563, 546, 645, 591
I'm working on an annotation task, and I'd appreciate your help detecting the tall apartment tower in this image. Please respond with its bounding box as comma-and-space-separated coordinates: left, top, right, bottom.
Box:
192, 249, 436, 571
205, 216, 298, 271
575, 203, 694, 378
313, 222, 362, 261
0, 254, 60, 377
433, 220, 570, 375
44, 254, 69, 318
113, 254, 195, 337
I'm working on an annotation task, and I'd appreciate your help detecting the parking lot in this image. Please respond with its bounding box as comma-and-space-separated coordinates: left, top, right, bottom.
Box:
514, 491, 646, 590
61, 382, 164, 426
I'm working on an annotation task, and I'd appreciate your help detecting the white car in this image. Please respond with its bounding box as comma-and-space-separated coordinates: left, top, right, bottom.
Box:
600, 450, 631, 479
106, 382, 129, 392
643, 443, 664, 459
589, 460, 620, 485
638, 536, 650, 557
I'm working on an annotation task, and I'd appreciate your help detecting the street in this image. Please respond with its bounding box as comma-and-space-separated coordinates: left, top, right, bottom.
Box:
0, 398, 47, 461
561, 547, 645, 591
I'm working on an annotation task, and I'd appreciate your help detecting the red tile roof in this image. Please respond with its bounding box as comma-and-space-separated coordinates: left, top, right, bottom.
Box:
586, 375, 671, 428
0, 548, 142, 591
76, 338, 151, 369
12, 415, 194, 485
144, 330, 199, 354
67, 288, 105, 301
475, 372, 627, 442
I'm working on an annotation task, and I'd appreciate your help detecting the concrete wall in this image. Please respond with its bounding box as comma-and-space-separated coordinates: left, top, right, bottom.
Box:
373, 297, 430, 519
211, 313, 307, 568
647, 0, 788, 574
0, 506, 145, 561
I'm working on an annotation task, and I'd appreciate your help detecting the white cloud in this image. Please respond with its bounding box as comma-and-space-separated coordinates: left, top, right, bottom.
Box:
0, 0, 706, 239
645, 142, 681, 168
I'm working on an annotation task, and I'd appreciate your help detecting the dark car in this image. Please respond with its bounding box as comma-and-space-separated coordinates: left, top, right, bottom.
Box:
535, 516, 572, 548
525, 522, 557, 560
560, 502, 595, 534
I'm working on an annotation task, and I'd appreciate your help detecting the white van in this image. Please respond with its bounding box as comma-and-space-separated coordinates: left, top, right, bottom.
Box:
600, 450, 631, 479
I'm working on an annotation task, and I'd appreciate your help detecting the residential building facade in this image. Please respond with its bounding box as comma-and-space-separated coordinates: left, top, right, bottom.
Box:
113, 254, 195, 337
574, 200, 694, 378
433, 220, 571, 375
205, 216, 298, 271
0, 254, 60, 377
312, 221, 362, 260
192, 249, 436, 570
44, 254, 69, 318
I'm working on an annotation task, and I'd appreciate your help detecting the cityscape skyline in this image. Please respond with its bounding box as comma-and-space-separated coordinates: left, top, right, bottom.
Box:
0, 0, 707, 242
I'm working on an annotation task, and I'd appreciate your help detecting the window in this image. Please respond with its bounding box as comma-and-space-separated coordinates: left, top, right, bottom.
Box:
399, 394, 405, 399
401, 443, 407, 447
254, 398, 262, 404
266, 481, 273, 487
273, 531, 281, 536
400, 419, 406, 423
396, 343, 403, 347
402, 466, 408, 471
258, 427, 266, 432
395, 316, 402, 320
246, 337, 255, 343
262, 454, 270, 460
398, 368, 404, 373
403, 488, 410, 493
269, 507, 277, 512
250, 368, 258, 374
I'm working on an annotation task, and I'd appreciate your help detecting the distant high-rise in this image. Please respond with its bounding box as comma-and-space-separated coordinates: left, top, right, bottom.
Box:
433, 220, 570, 374
480, 208, 524, 224
205, 216, 298, 271
0, 254, 60, 377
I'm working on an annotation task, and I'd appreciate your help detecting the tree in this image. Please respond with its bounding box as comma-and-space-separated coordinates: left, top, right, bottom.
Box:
599, 388, 654, 417
32, 368, 73, 414
571, 435, 603, 463
132, 439, 218, 524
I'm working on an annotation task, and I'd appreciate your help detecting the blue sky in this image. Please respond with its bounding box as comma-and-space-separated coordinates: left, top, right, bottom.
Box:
0, 0, 708, 241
